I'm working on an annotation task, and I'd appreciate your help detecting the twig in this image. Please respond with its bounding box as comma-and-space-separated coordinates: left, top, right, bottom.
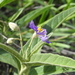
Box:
0, 33, 7, 39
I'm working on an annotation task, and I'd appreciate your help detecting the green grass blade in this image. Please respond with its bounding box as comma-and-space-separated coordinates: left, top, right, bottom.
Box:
34, 0, 46, 6
9, 3, 32, 21
9, 8, 24, 21
0, 0, 14, 8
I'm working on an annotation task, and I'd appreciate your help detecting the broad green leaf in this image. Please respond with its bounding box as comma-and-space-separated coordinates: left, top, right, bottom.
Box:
0, 43, 25, 62
0, 0, 14, 8
0, 49, 20, 69
41, 6, 75, 32
24, 53, 75, 69
29, 65, 75, 75
16, 5, 53, 26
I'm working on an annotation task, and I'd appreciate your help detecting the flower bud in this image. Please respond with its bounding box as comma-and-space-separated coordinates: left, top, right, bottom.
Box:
6, 38, 14, 44
32, 32, 37, 39
8, 22, 20, 31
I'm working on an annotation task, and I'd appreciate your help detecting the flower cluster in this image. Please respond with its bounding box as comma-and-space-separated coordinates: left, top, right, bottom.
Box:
7, 22, 20, 44
29, 21, 51, 43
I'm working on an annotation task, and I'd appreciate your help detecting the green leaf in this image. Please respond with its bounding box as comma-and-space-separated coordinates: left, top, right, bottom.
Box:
0, 0, 14, 8
23, 38, 39, 52
65, 13, 75, 21
57, 3, 75, 11
64, 0, 72, 10
34, 0, 46, 6
0, 49, 20, 69
0, 43, 25, 62
9, 8, 24, 21
9, 3, 32, 21
16, 5, 53, 26
39, 6, 75, 32
24, 53, 75, 69
48, 0, 54, 4
50, 43, 72, 48
51, 28, 75, 41
29, 65, 75, 75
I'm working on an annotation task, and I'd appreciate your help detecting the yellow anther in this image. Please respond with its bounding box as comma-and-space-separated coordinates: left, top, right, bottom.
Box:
38, 27, 43, 32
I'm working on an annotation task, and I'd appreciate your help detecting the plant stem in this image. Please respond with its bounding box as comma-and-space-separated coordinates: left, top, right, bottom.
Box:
25, 37, 33, 61
19, 65, 30, 75
19, 30, 24, 56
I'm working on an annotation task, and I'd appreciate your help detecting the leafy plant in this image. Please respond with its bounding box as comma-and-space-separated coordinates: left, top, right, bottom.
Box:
0, 0, 75, 75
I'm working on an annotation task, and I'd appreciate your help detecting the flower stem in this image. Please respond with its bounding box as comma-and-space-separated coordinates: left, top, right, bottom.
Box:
25, 37, 33, 61
19, 30, 24, 55
19, 65, 30, 75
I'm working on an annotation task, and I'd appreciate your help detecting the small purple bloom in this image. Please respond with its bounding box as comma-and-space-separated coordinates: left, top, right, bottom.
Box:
29, 21, 38, 31
29, 21, 51, 43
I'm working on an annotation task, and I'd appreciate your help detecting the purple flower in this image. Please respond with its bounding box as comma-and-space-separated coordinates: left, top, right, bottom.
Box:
29, 21, 51, 43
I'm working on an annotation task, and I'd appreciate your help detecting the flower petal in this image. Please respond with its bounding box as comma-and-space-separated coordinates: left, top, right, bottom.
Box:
45, 40, 51, 43
39, 36, 51, 43
29, 20, 38, 31
37, 29, 47, 35
39, 36, 48, 41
